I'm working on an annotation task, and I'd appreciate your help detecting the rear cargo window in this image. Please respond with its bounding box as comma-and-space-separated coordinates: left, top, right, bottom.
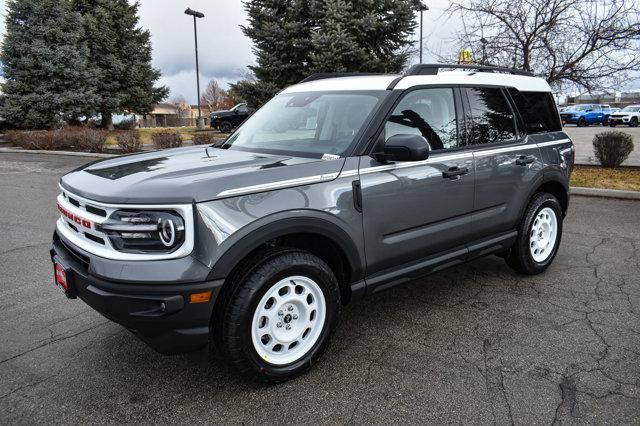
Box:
508, 89, 562, 133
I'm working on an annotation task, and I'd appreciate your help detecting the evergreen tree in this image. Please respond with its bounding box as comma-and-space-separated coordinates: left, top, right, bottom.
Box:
232, 0, 422, 107
0, 0, 98, 129
72, 0, 168, 129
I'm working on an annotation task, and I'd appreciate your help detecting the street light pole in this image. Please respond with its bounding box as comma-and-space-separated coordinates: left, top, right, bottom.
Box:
185, 8, 205, 129
418, 3, 429, 64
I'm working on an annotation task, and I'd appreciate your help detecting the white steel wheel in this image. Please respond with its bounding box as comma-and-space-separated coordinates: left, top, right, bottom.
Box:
529, 207, 558, 262
251, 275, 326, 366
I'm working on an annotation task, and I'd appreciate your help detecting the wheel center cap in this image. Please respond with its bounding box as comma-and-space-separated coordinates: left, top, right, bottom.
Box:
284, 314, 292, 324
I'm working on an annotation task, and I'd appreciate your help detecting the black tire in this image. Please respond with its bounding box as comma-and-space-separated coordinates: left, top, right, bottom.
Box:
577, 118, 587, 127
219, 121, 233, 133
610, 123, 617, 127
506, 192, 563, 275
630, 117, 638, 127
215, 248, 340, 384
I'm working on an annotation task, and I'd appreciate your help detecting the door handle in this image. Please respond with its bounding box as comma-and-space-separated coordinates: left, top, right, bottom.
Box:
515, 155, 535, 166
442, 166, 469, 179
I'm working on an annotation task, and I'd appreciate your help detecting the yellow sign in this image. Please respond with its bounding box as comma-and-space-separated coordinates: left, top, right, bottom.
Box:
458, 49, 472, 64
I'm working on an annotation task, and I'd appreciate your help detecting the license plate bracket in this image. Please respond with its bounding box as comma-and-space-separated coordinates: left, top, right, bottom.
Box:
53, 257, 77, 299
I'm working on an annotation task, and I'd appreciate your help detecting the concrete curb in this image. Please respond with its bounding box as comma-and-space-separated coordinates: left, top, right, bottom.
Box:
570, 187, 640, 200
0, 147, 116, 158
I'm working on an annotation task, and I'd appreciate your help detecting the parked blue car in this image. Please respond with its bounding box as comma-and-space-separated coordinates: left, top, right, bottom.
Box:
559, 104, 615, 126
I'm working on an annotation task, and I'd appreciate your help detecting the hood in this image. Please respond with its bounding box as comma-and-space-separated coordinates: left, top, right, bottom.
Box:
210, 109, 232, 115
60, 146, 344, 204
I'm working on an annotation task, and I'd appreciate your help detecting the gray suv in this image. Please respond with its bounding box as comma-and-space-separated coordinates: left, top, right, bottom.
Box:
50, 64, 574, 383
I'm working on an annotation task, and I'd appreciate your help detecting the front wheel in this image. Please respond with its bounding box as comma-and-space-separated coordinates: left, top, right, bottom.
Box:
577, 118, 587, 127
219, 121, 233, 133
216, 249, 340, 383
630, 117, 638, 127
506, 193, 563, 275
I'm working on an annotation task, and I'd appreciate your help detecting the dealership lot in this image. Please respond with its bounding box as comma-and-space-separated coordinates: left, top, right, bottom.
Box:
0, 152, 639, 424
564, 125, 640, 166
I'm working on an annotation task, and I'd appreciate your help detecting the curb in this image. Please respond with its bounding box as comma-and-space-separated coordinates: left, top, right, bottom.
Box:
0, 147, 116, 158
570, 187, 640, 200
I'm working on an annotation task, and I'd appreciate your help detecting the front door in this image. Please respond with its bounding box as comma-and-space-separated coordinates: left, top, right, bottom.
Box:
359, 87, 475, 278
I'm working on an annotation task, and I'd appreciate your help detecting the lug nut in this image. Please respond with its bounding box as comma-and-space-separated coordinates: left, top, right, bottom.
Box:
292, 314, 298, 320
287, 305, 294, 311
285, 324, 291, 330
276, 322, 283, 328
278, 310, 283, 316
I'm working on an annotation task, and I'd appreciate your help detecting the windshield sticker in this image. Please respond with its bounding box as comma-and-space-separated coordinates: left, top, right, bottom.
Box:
321, 153, 340, 161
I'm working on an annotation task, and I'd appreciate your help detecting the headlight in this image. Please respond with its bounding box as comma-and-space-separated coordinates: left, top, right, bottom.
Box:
98, 210, 185, 253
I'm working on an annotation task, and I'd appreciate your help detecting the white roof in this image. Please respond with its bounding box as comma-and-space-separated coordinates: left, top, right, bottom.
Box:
283, 70, 552, 94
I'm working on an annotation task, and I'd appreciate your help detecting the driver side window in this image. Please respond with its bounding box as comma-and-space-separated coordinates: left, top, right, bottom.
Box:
384, 88, 458, 151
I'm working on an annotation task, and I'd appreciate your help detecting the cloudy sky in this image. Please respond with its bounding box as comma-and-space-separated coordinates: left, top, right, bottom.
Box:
136, 0, 459, 103
1, 1, 633, 102
0, 0, 459, 103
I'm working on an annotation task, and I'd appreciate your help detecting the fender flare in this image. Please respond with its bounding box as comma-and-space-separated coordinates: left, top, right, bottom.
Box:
518, 169, 569, 220
206, 211, 365, 282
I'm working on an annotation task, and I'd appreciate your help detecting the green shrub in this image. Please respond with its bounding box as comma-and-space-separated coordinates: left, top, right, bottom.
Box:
593, 131, 634, 168
116, 130, 142, 153
151, 130, 183, 149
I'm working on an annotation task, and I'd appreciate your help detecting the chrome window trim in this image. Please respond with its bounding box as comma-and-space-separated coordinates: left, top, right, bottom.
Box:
57, 186, 194, 261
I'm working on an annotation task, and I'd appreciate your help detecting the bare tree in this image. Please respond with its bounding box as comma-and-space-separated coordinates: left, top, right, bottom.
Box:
448, 0, 640, 92
169, 95, 191, 118
200, 79, 234, 111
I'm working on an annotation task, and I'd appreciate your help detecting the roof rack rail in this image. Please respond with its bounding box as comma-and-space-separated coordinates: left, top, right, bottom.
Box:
405, 64, 533, 77
299, 72, 384, 83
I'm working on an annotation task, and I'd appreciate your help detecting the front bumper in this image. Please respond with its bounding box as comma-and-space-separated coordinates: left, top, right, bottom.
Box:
51, 231, 223, 354
609, 116, 630, 124
560, 116, 579, 124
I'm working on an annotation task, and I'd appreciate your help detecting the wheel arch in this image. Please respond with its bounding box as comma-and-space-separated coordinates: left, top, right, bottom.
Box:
528, 171, 569, 217
208, 214, 365, 306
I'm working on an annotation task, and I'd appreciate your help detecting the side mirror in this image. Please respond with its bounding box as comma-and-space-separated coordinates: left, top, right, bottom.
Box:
234, 110, 239, 115
374, 134, 430, 162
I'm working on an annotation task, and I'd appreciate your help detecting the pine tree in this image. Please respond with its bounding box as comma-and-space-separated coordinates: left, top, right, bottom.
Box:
72, 0, 168, 129
232, 0, 422, 107
0, 0, 98, 129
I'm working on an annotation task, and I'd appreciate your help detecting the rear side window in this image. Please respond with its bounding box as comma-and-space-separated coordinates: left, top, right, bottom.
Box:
508, 89, 562, 133
466, 87, 517, 145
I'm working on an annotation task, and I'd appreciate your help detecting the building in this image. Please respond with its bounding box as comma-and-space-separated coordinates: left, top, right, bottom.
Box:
137, 103, 212, 128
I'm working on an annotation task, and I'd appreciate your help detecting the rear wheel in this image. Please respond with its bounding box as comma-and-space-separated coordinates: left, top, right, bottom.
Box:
577, 117, 587, 127
506, 193, 563, 275
215, 248, 340, 383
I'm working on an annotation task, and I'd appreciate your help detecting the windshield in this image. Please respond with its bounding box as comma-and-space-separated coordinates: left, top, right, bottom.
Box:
622, 106, 640, 112
567, 105, 591, 111
223, 91, 386, 158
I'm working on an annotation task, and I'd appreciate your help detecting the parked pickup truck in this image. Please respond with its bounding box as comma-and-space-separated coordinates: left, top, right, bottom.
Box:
51, 64, 574, 383
560, 104, 616, 126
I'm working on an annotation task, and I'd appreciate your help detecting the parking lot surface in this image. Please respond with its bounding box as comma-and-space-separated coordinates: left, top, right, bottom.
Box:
564, 126, 640, 166
0, 152, 639, 424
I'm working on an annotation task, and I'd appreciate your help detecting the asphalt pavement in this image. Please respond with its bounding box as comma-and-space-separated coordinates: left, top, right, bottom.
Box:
0, 152, 639, 424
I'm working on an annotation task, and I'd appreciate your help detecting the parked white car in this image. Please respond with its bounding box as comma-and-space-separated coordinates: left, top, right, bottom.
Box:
609, 105, 640, 127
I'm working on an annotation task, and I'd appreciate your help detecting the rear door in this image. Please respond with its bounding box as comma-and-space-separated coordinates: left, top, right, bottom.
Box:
359, 87, 474, 276
464, 86, 543, 240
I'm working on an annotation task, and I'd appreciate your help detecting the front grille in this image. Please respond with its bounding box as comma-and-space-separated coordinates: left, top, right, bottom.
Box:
84, 233, 105, 245
86, 205, 107, 217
